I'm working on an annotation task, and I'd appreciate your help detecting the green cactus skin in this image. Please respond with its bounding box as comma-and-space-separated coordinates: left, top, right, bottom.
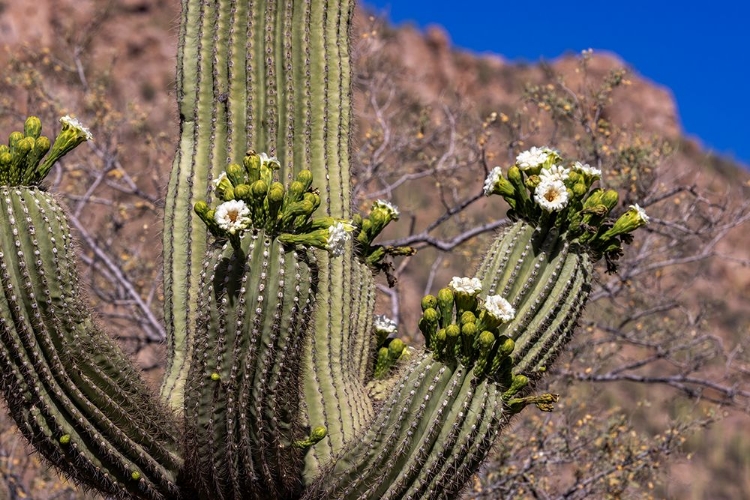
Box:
184, 232, 318, 499
303, 220, 591, 500
160, 0, 376, 482
0, 188, 181, 500
0, 1, 641, 499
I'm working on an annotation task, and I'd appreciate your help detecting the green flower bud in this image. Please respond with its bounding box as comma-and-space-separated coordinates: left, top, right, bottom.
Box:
296, 169, 314, 190
502, 374, 529, 401
600, 203, 649, 239
459, 321, 478, 363
131, 471, 141, 481
30, 135, 50, 159
8, 131, 24, 151
243, 150, 261, 182
59, 434, 71, 445
294, 426, 328, 448
419, 307, 440, 348
388, 338, 406, 361
287, 180, 306, 202
572, 182, 588, 198
267, 181, 285, 222
601, 189, 619, 211
473, 330, 496, 377
437, 288, 455, 328
251, 179, 268, 198
226, 162, 245, 186
525, 174, 541, 190
233, 183, 252, 202
24, 116, 43, 138
460, 310, 476, 325
34, 116, 92, 182
421, 295, 438, 311
374, 346, 391, 379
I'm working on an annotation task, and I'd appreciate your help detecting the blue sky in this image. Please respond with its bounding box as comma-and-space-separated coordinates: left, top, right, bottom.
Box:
364, 1, 750, 168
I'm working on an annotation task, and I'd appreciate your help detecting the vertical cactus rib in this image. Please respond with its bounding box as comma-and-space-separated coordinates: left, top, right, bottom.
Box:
303, 354, 508, 500
0, 188, 181, 499
184, 232, 317, 499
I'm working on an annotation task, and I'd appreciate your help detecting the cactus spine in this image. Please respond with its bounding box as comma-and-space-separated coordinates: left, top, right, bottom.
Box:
0, 3, 649, 500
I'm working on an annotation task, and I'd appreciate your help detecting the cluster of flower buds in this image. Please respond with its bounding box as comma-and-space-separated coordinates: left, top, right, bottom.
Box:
194, 151, 355, 255
372, 314, 410, 379
483, 147, 649, 266
418, 276, 519, 382
0, 116, 92, 186
352, 199, 416, 275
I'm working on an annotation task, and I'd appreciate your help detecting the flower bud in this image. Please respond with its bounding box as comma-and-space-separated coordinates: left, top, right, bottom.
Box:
24, 116, 43, 139
296, 169, 314, 190
226, 162, 245, 186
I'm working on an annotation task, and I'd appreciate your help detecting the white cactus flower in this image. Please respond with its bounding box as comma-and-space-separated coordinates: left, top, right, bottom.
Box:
449, 276, 483, 295
60, 115, 93, 141
483, 166, 503, 196
374, 199, 400, 218
539, 164, 570, 181
483, 295, 516, 323
214, 199, 251, 234
374, 314, 398, 334
211, 171, 228, 188
326, 221, 354, 256
630, 203, 650, 224
534, 178, 569, 212
572, 161, 602, 179
515, 147, 548, 170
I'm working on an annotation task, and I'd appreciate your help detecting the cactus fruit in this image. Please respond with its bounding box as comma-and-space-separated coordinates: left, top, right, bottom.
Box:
0, 1, 648, 499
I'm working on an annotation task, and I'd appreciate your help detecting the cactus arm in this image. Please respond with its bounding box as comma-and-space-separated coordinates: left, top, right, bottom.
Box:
0, 188, 182, 499
183, 233, 317, 499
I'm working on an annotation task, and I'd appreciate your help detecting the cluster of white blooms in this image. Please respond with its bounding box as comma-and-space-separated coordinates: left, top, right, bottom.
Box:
60, 115, 93, 141
373, 314, 398, 334
449, 276, 483, 295
630, 203, 650, 224
374, 199, 400, 218
572, 161, 602, 179
326, 221, 354, 256
539, 164, 570, 181
534, 178, 569, 212
483, 166, 503, 196
483, 295, 516, 322
214, 200, 251, 234
515, 147, 549, 170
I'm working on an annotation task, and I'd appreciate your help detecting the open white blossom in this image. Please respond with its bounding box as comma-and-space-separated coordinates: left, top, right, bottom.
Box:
534, 178, 569, 212
60, 115, 93, 141
483, 166, 503, 196
374, 199, 400, 218
572, 161, 602, 179
259, 152, 279, 167
327, 221, 354, 256
630, 203, 650, 224
539, 164, 570, 181
211, 172, 228, 188
374, 314, 398, 334
449, 276, 482, 295
215, 200, 251, 234
483, 295, 515, 322
515, 147, 549, 170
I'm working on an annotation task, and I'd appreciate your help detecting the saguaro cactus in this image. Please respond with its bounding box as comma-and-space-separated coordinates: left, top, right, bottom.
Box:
0, 2, 648, 499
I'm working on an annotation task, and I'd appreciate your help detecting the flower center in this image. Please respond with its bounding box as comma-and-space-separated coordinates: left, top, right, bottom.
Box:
544, 188, 560, 202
